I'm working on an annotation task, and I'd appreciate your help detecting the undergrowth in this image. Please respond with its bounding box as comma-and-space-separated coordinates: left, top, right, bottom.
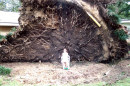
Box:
0, 66, 11, 75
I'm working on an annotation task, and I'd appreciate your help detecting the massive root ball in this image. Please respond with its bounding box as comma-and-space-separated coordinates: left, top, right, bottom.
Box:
0, 0, 128, 62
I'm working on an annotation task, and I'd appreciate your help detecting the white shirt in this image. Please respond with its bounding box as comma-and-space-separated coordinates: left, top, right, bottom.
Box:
61, 52, 70, 63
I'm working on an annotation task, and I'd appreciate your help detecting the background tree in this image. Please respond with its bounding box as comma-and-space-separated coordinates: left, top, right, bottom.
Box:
0, 0, 6, 11
0, 0, 20, 12
108, 0, 130, 20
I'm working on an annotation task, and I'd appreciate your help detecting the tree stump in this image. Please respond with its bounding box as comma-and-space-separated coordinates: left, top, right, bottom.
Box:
0, 0, 128, 62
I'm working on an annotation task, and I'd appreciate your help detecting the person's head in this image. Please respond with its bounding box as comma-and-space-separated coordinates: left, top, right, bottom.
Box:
63, 48, 67, 52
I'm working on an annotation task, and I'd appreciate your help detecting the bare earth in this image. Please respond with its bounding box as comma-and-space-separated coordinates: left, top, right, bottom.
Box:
0, 60, 130, 85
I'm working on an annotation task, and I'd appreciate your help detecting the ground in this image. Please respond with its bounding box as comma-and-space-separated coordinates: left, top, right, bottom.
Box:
0, 60, 130, 86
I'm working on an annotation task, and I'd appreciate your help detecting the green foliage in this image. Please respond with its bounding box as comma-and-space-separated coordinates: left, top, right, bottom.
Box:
0, 66, 11, 75
114, 29, 128, 40
7, 27, 17, 36
0, 0, 21, 12
108, 0, 130, 19
108, 10, 121, 24
0, 27, 16, 41
11, 27, 17, 32
0, 35, 6, 41
0, 1, 6, 11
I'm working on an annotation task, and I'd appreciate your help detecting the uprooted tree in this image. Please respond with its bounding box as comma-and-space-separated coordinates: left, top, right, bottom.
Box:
0, 0, 128, 62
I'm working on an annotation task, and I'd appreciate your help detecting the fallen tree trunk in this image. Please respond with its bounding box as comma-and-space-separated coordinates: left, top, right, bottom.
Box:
0, 0, 128, 62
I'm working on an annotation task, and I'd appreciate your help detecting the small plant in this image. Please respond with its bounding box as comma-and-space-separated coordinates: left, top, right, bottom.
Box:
0, 66, 11, 75
0, 35, 6, 41
121, 72, 126, 75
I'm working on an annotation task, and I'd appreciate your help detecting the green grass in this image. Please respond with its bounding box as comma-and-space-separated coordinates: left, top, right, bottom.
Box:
110, 77, 130, 86
0, 76, 129, 86
74, 78, 130, 86
0, 76, 22, 86
2, 81, 22, 86
0, 66, 11, 75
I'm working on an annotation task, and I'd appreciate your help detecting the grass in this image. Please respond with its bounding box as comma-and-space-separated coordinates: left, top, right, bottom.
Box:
0, 66, 11, 75
0, 76, 129, 86
76, 82, 107, 86
0, 76, 22, 86
109, 77, 130, 86
2, 81, 22, 86
65, 78, 130, 86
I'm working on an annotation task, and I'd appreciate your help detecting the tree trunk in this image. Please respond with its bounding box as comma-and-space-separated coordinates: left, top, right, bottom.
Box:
0, 0, 128, 62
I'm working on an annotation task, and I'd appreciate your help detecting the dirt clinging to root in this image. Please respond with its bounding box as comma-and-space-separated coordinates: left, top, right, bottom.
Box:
0, 0, 128, 62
